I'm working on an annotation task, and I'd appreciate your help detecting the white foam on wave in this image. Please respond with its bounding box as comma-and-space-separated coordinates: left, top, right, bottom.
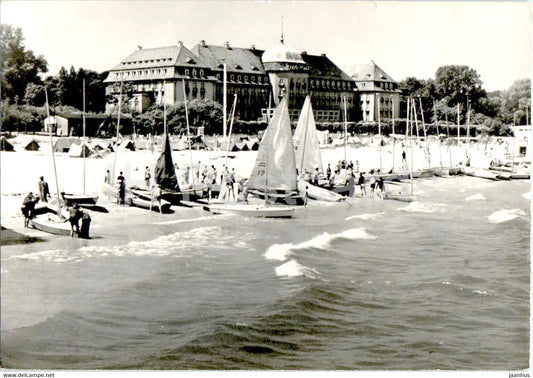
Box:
465, 193, 485, 201
345, 212, 385, 221
264, 227, 376, 262
398, 201, 446, 214
152, 215, 219, 225
275, 259, 319, 279
488, 209, 527, 223
14, 226, 252, 263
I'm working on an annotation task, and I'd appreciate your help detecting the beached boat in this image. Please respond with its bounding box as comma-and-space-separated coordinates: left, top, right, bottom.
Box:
130, 188, 172, 213
299, 181, 345, 202
31, 214, 72, 236
248, 97, 304, 206
463, 167, 501, 181
203, 203, 294, 218
62, 193, 99, 206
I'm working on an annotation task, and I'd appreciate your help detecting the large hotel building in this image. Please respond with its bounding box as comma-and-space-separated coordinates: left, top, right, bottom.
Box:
104, 39, 400, 124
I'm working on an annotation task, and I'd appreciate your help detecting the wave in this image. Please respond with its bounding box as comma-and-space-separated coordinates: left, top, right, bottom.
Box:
345, 212, 385, 221
488, 209, 526, 223
465, 193, 485, 201
275, 259, 320, 279
264, 227, 376, 262
397, 201, 446, 214
12, 226, 252, 263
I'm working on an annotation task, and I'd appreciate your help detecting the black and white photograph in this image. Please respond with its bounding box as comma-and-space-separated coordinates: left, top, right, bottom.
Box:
0, 1, 531, 376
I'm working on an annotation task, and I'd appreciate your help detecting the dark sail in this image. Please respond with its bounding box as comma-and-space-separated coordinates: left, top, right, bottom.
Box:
155, 133, 180, 191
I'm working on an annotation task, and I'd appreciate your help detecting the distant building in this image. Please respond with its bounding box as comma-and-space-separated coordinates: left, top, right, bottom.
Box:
510, 125, 532, 161
44, 112, 133, 137
104, 39, 358, 123
351, 61, 400, 123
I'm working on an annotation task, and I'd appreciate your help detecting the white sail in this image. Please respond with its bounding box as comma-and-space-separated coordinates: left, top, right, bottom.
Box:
293, 95, 324, 175
248, 97, 298, 192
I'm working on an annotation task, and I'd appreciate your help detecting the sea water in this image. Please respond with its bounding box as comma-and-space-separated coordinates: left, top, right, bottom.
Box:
1, 176, 530, 370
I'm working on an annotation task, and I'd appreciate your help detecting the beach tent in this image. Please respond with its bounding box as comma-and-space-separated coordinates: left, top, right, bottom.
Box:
238, 142, 250, 151
25, 139, 40, 151
231, 143, 241, 152
117, 140, 136, 152
245, 139, 260, 151
68, 143, 92, 157
1, 137, 14, 151
190, 136, 208, 150
54, 138, 79, 153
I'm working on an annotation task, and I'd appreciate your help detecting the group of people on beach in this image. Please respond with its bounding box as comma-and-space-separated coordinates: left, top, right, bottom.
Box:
21, 176, 91, 238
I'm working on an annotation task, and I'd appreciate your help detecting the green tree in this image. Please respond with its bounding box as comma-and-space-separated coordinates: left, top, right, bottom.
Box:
433, 65, 486, 116
1, 25, 48, 104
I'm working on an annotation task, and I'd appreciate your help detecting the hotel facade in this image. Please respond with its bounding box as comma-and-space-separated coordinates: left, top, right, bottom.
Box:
104, 39, 399, 125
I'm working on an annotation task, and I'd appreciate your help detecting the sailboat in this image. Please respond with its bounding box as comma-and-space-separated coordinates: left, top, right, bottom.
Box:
247, 96, 303, 206
294, 96, 345, 202
32, 88, 76, 236
383, 97, 417, 203
62, 79, 99, 206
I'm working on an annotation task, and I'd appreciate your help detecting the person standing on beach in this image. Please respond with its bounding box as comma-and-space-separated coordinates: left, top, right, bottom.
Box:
144, 166, 151, 189
38, 176, 51, 203
68, 203, 82, 237
312, 168, 319, 186
117, 172, 126, 205
326, 164, 331, 181
104, 170, 111, 184
79, 210, 91, 239
21, 192, 39, 228
357, 172, 366, 197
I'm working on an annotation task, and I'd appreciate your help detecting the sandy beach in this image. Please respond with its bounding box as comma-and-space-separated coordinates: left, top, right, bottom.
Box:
0, 132, 523, 241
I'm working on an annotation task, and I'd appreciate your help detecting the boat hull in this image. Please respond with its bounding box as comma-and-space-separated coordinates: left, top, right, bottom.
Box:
130, 189, 172, 212
203, 204, 294, 218
31, 215, 72, 236
249, 189, 305, 206
62, 194, 98, 206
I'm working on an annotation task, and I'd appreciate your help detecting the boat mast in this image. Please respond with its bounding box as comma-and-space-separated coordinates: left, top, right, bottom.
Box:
466, 97, 471, 160
343, 96, 348, 165
377, 93, 382, 172
45, 88, 62, 217
182, 80, 195, 188
82, 78, 86, 195
418, 96, 429, 168
223, 62, 227, 143
112, 81, 123, 184
391, 95, 395, 172
224, 94, 237, 168
410, 98, 415, 195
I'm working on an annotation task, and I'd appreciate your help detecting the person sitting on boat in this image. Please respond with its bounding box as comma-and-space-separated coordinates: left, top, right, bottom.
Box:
144, 166, 151, 189
38, 176, 51, 203
67, 203, 82, 237
79, 210, 91, 239
21, 192, 39, 228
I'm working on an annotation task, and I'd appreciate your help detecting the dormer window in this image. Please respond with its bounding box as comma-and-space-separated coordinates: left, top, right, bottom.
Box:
235, 64, 242, 70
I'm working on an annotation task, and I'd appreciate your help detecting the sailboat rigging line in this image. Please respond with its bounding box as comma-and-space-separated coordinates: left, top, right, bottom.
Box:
45, 88, 62, 217
182, 80, 195, 188
343, 96, 348, 164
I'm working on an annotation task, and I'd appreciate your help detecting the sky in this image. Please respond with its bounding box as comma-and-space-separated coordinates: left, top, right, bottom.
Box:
1, 1, 531, 92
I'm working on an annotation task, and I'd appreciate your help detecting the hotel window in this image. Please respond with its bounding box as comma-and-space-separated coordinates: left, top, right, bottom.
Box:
185, 69, 190, 76
251, 76, 255, 83
244, 75, 248, 82
216, 74, 221, 80
193, 69, 197, 77
200, 69, 204, 77
238, 75, 242, 81
231, 74, 235, 81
